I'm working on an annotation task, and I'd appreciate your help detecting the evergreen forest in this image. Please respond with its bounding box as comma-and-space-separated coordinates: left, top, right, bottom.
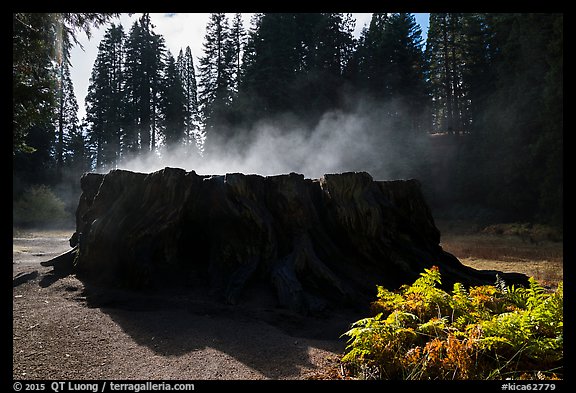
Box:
13, 13, 563, 228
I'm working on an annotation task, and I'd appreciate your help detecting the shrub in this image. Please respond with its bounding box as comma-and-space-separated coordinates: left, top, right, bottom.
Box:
341, 267, 563, 380
13, 185, 71, 227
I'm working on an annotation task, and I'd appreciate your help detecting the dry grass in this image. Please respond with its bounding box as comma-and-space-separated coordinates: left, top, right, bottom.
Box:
459, 258, 563, 289
438, 221, 563, 289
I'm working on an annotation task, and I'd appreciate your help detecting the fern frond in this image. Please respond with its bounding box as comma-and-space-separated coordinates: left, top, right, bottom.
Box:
341, 268, 563, 380
527, 277, 546, 311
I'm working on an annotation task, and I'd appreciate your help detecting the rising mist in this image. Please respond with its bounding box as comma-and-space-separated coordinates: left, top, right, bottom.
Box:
115, 98, 430, 182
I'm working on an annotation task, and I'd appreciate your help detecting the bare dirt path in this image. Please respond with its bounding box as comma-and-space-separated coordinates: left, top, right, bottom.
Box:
13, 230, 352, 380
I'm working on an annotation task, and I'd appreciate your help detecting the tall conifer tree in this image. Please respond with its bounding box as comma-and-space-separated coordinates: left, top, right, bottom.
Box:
85, 24, 125, 169
177, 46, 203, 151
198, 13, 235, 134
162, 53, 186, 148
123, 14, 166, 153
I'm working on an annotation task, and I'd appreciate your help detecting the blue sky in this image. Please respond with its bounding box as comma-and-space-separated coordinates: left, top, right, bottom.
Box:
414, 13, 430, 41
70, 13, 430, 121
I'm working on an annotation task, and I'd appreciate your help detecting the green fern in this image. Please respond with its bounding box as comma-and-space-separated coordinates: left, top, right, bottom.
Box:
341, 266, 563, 380
526, 277, 546, 310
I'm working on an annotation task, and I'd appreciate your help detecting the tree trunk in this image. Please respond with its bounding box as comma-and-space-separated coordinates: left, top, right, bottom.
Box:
442, 14, 454, 133
56, 168, 528, 315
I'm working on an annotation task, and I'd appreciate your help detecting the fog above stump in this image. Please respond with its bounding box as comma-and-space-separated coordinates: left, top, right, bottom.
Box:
51, 168, 528, 315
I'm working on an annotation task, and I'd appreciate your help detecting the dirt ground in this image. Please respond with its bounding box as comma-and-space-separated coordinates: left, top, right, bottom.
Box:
12, 228, 354, 380
13, 225, 563, 380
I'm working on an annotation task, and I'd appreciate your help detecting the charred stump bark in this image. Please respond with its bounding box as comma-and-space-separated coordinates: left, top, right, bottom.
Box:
59, 168, 528, 314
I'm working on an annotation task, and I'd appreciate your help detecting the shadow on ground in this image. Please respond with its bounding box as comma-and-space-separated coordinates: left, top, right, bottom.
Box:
13, 271, 39, 287
75, 281, 360, 379
14, 230, 360, 379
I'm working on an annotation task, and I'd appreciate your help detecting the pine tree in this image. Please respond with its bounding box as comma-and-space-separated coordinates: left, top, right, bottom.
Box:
296, 13, 357, 116
123, 14, 166, 154
348, 13, 429, 131
149, 29, 166, 152
237, 13, 294, 117
85, 24, 125, 169
332, 13, 357, 75
238, 13, 357, 123
13, 13, 120, 155
426, 13, 471, 134
177, 47, 203, 152
198, 13, 235, 134
161, 53, 186, 149
538, 14, 563, 225
238, 13, 262, 82
229, 13, 246, 95
66, 122, 92, 174
479, 13, 563, 224
357, 13, 390, 99
383, 13, 429, 131
54, 27, 79, 180
458, 14, 494, 135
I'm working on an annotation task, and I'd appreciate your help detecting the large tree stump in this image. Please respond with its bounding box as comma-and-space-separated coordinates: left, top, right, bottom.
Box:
60, 168, 527, 314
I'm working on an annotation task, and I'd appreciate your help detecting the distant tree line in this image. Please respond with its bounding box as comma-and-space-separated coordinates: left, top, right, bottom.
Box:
13, 13, 563, 227
84, 15, 202, 170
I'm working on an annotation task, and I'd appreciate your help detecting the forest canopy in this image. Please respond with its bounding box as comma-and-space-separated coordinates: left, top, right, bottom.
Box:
12, 13, 563, 228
